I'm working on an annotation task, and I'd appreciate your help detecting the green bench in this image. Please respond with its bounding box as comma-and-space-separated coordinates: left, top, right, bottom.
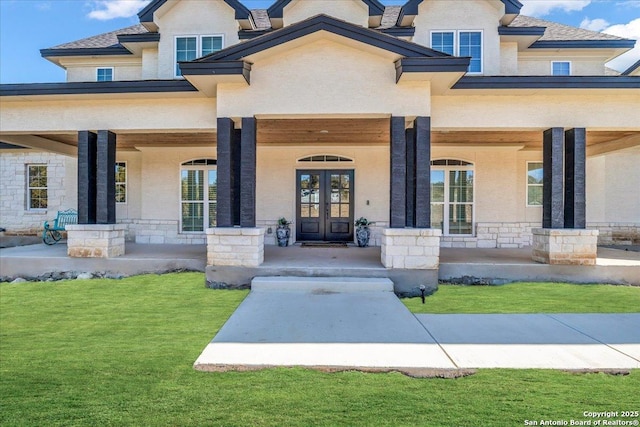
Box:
43, 209, 78, 245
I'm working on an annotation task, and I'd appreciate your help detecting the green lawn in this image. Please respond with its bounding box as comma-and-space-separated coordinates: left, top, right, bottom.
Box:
405, 282, 640, 314
1, 274, 638, 426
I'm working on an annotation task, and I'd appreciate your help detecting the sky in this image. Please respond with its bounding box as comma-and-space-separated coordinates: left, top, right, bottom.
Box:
0, 0, 639, 84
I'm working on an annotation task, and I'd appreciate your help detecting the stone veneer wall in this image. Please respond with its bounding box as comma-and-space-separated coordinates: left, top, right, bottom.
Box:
94, 219, 638, 248
118, 219, 207, 245
0, 152, 73, 234
206, 228, 265, 267
381, 228, 441, 269
587, 223, 640, 245
66, 224, 126, 258
532, 228, 599, 266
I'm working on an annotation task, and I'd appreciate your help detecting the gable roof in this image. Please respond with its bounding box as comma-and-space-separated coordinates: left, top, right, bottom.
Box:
138, 0, 251, 22
194, 14, 450, 62
267, 0, 385, 19
179, 14, 469, 96
398, 0, 523, 26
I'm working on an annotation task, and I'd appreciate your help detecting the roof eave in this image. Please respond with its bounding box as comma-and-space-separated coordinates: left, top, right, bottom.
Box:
529, 40, 636, 49
622, 59, 640, 76
40, 47, 133, 58
452, 75, 640, 90
0, 80, 198, 98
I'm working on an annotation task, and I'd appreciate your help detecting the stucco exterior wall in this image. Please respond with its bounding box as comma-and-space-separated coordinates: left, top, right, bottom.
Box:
141, 49, 159, 79
0, 98, 217, 133
155, 0, 240, 79
412, 0, 503, 75
0, 151, 76, 234
138, 147, 216, 222
586, 147, 640, 223
115, 151, 142, 221
283, 0, 368, 27
500, 42, 518, 74
217, 38, 430, 118
62, 58, 143, 82
432, 94, 640, 130
518, 57, 607, 76
256, 145, 390, 242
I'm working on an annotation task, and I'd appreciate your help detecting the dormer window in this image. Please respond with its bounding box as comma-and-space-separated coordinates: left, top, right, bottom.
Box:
175, 35, 224, 77
96, 67, 113, 82
431, 31, 483, 74
551, 61, 571, 76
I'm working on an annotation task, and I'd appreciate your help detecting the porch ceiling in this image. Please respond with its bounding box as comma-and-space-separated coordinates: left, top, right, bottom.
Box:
2, 127, 638, 156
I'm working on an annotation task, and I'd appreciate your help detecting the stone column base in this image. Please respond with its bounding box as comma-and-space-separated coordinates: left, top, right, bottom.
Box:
532, 228, 599, 266
381, 228, 442, 269
207, 227, 265, 267
66, 224, 126, 258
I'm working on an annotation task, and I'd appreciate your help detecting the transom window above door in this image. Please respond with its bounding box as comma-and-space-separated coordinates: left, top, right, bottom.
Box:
175, 35, 224, 76
431, 159, 475, 235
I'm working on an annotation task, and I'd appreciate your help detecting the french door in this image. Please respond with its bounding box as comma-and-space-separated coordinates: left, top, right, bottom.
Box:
296, 170, 354, 242
431, 166, 474, 235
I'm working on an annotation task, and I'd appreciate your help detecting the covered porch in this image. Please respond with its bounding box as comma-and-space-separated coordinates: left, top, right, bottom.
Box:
2, 242, 639, 290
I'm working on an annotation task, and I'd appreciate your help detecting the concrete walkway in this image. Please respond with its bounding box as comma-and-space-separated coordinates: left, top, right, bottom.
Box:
194, 277, 640, 370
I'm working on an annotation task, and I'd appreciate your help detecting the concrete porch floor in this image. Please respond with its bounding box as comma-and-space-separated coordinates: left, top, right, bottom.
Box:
1, 242, 639, 286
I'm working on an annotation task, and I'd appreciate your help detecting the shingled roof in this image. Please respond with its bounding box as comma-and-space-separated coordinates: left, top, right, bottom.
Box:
46, 24, 149, 50
509, 15, 627, 42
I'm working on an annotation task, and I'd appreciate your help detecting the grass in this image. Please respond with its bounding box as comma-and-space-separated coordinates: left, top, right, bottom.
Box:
404, 282, 640, 314
1, 273, 638, 426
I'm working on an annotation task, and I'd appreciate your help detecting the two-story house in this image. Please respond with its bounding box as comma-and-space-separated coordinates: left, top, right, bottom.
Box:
1, 0, 639, 286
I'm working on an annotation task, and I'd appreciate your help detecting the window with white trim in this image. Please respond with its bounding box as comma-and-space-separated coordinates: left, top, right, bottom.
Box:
27, 164, 48, 210
431, 31, 483, 73
551, 61, 571, 76
115, 162, 127, 204
181, 159, 217, 232
431, 160, 474, 235
175, 35, 224, 76
96, 67, 113, 82
527, 162, 543, 206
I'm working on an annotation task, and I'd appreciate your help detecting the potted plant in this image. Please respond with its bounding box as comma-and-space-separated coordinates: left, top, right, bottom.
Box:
354, 217, 375, 247
276, 217, 291, 247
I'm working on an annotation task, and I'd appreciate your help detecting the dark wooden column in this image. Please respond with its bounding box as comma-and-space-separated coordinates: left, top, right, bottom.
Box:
240, 117, 257, 228
564, 128, 586, 229
216, 118, 235, 228
390, 117, 407, 228
232, 128, 242, 227
405, 128, 415, 228
77, 131, 97, 224
414, 116, 431, 228
96, 131, 116, 224
543, 128, 565, 229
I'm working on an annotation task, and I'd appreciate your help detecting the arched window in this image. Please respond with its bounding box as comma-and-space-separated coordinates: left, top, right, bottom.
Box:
298, 155, 353, 163
430, 159, 474, 236
180, 159, 217, 232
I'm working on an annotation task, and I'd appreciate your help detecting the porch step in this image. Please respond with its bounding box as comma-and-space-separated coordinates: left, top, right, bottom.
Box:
251, 276, 394, 293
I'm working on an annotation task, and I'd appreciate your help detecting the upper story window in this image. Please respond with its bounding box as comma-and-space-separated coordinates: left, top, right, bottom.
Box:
431, 31, 483, 74
96, 67, 113, 82
175, 35, 224, 76
551, 61, 571, 76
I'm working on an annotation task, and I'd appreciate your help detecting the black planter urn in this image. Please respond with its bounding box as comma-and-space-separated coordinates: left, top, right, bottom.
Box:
356, 226, 371, 247
276, 226, 290, 247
